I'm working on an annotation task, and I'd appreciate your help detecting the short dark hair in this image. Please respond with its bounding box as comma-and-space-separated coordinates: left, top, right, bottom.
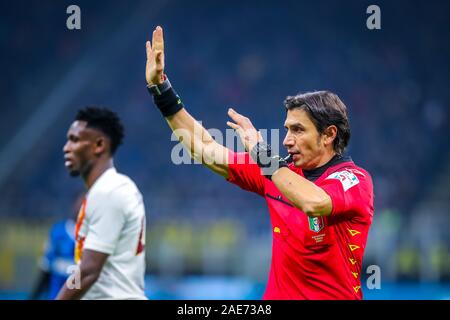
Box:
75, 107, 124, 155
284, 91, 350, 155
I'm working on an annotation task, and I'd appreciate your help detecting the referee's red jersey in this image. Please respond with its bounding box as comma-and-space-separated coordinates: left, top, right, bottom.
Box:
227, 151, 374, 300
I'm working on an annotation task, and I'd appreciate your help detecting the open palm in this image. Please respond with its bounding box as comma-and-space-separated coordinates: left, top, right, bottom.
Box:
146, 26, 165, 85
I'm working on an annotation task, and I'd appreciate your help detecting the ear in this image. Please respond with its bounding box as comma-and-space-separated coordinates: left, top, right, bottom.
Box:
322, 125, 337, 147
93, 136, 107, 156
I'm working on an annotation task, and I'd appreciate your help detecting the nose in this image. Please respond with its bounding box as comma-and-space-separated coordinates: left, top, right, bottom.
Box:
283, 132, 294, 148
63, 140, 71, 154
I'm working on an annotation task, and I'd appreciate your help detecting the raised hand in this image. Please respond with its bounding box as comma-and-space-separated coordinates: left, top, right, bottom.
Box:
227, 108, 263, 152
146, 26, 165, 85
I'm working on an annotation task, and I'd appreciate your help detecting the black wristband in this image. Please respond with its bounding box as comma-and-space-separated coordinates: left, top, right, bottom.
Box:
148, 80, 184, 117
250, 142, 289, 180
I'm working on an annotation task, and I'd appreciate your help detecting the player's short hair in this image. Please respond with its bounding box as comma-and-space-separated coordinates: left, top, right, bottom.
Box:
75, 107, 124, 155
284, 91, 350, 155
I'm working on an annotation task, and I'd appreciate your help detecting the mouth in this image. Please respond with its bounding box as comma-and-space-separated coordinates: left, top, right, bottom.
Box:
288, 151, 301, 162
64, 156, 74, 168
64, 155, 80, 177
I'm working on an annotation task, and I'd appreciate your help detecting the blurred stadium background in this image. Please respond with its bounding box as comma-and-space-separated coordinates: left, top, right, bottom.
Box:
0, 0, 449, 299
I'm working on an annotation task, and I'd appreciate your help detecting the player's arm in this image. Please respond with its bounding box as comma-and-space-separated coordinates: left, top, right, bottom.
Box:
271, 168, 332, 216
146, 26, 229, 178
166, 108, 230, 178
227, 110, 331, 216
55, 249, 108, 300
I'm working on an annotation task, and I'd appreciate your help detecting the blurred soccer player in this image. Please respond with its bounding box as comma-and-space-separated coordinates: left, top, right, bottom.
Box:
56, 107, 147, 300
145, 26, 374, 299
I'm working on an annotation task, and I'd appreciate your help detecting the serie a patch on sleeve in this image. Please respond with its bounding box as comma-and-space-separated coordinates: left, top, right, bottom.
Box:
326, 170, 360, 191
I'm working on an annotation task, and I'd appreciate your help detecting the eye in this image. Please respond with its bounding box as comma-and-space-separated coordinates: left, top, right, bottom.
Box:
292, 126, 303, 133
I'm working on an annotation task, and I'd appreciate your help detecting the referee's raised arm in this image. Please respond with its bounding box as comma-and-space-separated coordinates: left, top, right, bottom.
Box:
145, 26, 230, 178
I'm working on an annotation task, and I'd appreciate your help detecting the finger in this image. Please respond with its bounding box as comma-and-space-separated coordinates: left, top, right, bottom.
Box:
153, 26, 164, 51
227, 122, 246, 140
229, 108, 254, 131
228, 107, 240, 116
146, 41, 153, 60
229, 108, 248, 122
257, 131, 264, 142
155, 51, 165, 71
226, 121, 240, 130
228, 108, 244, 123
152, 29, 158, 51
155, 51, 162, 63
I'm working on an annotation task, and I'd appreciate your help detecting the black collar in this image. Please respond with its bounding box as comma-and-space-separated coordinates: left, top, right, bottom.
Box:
302, 154, 352, 182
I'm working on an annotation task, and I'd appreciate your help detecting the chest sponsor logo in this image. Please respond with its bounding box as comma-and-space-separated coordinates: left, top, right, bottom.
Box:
308, 216, 324, 233
326, 170, 360, 192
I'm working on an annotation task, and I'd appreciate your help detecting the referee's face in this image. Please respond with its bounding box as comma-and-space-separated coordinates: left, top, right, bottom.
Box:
63, 121, 98, 177
283, 108, 328, 170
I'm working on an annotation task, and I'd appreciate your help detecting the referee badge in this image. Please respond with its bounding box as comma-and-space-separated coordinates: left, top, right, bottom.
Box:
308, 216, 324, 233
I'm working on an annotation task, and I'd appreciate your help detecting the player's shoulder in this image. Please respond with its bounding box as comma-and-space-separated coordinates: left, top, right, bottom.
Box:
90, 168, 140, 197
330, 159, 371, 179
344, 163, 371, 178
87, 168, 143, 213
325, 161, 373, 191
109, 171, 142, 201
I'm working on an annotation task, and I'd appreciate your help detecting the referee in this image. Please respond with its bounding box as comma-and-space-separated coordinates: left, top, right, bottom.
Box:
146, 26, 374, 299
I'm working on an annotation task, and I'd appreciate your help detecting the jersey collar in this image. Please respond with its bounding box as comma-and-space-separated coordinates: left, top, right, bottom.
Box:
301, 154, 353, 182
